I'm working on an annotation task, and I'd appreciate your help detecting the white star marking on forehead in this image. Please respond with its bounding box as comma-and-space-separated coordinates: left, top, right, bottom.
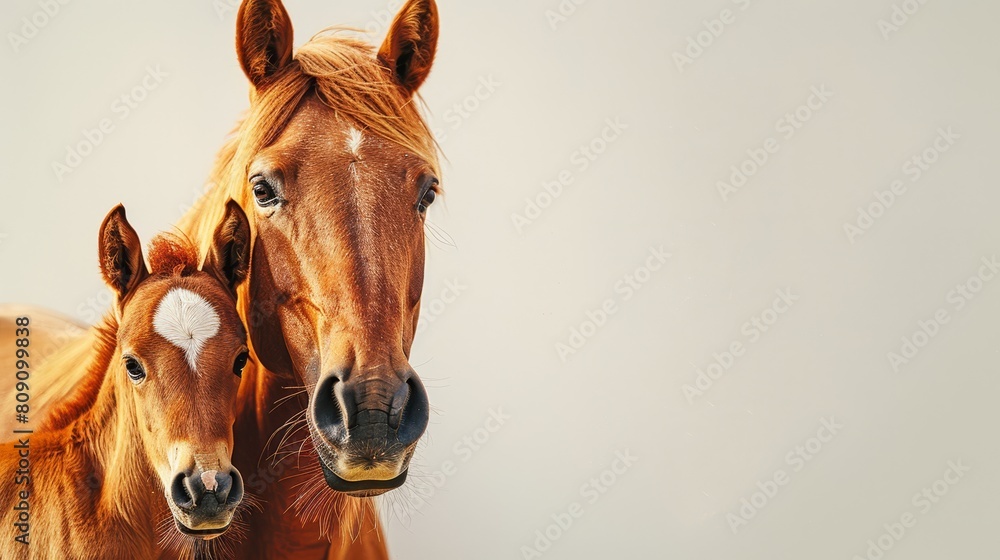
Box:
347, 127, 363, 158
152, 287, 220, 373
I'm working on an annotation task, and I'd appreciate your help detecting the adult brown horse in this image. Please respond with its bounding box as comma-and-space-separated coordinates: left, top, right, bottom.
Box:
0, 202, 252, 559
198, 0, 440, 496
1, 0, 442, 556
181, 1, 443, 555
181, 1, 442, 555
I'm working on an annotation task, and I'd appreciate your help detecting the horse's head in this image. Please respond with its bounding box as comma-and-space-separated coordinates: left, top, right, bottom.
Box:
229, 0, 439, 496
98, 202, 252, 538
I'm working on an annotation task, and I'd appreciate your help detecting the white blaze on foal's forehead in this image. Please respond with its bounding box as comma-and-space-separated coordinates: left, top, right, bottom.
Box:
152, 287, 220, 372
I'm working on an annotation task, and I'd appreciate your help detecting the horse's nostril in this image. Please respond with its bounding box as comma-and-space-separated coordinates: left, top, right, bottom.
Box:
170, 472, 196, 511
397, 375, 429, 447
313, 375, 347, 443
388, 380, 410, 430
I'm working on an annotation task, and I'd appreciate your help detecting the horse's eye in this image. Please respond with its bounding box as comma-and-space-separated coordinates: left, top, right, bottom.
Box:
124, 357, 146, 383
233, 351, 249, 377
252, 179, 279, 207
417, 177, 438, 213
417, 190, 436, 213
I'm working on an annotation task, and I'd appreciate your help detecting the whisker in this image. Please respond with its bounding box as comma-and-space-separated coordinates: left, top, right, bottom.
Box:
271, 389, 309, 410
260, 410, 308, 466
267, 419, 310, 466
424, 221, 456, 250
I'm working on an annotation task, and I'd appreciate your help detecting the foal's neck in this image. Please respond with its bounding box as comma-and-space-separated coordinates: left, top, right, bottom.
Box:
20, 322, 165, 557
88, 354, 154, 497
51, 327, 160, 536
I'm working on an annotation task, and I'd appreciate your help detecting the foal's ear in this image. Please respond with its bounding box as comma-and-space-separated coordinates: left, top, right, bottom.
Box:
205, 200, 252, 294
98, 205, 149, 300
378, 0, 439, 97
236, 0, 294, 89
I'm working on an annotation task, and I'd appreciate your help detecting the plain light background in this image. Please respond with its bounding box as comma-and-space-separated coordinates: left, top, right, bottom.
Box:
2, 0, 999, 558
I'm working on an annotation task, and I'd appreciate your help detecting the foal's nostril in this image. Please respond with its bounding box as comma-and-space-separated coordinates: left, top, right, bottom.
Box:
209, 470, 232, 503
225, 469, 244, 507
397, 375, 429, 447
170, 472, 196, 511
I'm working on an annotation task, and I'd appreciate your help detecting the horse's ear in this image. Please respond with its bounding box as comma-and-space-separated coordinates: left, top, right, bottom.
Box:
378, 0, 439, 97
236, 0, 294, 89
98, 205, 149, 301
206, 200, 252, 294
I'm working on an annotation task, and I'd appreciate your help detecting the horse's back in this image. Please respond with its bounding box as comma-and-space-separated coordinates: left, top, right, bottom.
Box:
0, 304, 89, 436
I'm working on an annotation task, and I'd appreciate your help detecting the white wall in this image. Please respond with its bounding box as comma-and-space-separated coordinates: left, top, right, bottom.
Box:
1, 1, 998, 558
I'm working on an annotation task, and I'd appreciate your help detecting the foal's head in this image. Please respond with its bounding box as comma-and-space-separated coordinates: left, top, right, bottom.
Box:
225, 0, 440, 496
98, 201, 251, 538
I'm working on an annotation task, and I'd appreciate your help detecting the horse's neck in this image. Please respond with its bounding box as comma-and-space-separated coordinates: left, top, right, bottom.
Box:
233, 363, 387, 559
238, 360, 291, 438
228, 362, 328, 558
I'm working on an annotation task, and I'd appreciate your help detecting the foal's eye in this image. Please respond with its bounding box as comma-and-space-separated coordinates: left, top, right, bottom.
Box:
417, 176, 438, 214
124, 357, 145, 383
251, 178, 280, 208
233, 351, 249, 377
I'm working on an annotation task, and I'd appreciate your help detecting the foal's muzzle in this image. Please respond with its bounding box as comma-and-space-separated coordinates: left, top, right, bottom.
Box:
310, 368, 429, 496
168, 467, 244, 539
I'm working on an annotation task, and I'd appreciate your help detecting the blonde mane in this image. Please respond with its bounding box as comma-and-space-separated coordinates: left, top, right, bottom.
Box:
37, 315, 119, 432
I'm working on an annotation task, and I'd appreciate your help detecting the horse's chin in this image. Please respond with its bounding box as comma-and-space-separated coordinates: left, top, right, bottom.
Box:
173, 517, 231, 541
318, 459, 408, 497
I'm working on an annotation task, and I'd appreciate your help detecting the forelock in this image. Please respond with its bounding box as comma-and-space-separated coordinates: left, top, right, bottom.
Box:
148, 233, 200, 276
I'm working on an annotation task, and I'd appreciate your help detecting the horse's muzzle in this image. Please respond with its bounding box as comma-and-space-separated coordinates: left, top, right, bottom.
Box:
309, 367, 429, 494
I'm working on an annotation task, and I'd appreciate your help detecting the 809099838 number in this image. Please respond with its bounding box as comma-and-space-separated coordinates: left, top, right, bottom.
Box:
14, 316, 30, 425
